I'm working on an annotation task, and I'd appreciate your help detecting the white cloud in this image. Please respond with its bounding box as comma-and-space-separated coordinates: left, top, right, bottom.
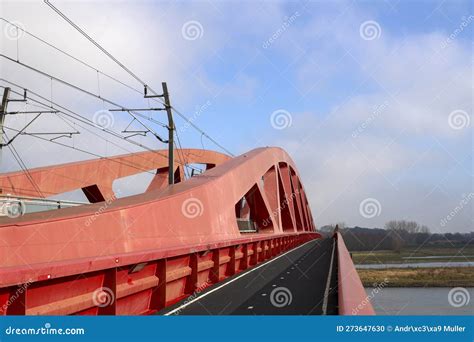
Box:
268, 16, 472, 232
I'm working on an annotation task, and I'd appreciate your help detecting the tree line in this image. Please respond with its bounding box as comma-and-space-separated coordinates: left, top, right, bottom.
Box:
320, 220, 473, 251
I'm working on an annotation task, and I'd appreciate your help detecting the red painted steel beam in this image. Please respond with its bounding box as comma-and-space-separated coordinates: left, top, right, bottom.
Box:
0, 147, 320, 315
0, 149, 230, 199
0, 147, 315, 276
336, 232, 375, 315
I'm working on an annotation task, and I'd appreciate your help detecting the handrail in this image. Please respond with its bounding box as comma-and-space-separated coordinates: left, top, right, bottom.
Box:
0, 194, 88, 206
336, 231, 375, 315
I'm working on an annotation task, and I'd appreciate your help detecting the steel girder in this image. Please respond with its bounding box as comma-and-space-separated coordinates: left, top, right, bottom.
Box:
0, 147, 320, 315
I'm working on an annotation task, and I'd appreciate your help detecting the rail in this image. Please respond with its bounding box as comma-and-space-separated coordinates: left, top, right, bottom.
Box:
336, 231, 375, 315
0, 195, 86, 217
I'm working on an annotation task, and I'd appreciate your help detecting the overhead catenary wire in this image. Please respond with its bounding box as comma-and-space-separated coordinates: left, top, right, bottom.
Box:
2, 112, 42, 146
172, 106, 234, 156
1, 61, 199, 178
44, 0, 150, 94
19, 96, 153, 163
1, 16, 233, 156
39, 4, 235, 156
0, 54, 169, 138
3, 131, 45, 197
0, 18, 151, 97
3, 125, 157, 176
174, 129, 190, 179
0, 95, 159, 176
1, 82, 204, 174
0, 81, 163, 158
2, 8, 234, 189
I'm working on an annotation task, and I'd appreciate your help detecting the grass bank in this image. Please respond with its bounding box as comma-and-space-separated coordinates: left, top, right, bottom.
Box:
351, 246, 474, 265
358, 267, 474, 287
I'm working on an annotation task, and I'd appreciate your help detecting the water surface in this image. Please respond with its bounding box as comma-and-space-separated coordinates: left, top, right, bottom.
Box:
366, 287, 474, 315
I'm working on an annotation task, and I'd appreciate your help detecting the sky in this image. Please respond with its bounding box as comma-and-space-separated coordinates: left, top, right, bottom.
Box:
0, 0, 472, 233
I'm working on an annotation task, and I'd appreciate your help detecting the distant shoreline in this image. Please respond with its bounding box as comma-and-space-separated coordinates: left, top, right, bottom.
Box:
357, 266, 474, 287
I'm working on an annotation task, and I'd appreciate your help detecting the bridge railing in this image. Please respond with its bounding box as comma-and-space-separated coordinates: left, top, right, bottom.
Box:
0, 195, 85, 217
335, 232, 375, 315
0, 232, 319, 315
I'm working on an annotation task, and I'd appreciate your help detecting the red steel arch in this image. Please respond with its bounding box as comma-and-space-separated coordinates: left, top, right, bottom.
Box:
0, 148, 230, 202
0, 147, 319, 315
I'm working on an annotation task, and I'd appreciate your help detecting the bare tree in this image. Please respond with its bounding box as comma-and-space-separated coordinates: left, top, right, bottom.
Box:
384, 220, 431, 249
384, 220, 399, 231
420, 225, 430, 233
384, 220, 430, 233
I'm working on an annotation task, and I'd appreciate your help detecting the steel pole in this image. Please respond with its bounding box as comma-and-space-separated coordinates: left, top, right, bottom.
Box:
0, 87, 11, 171
162, 82, 174, 185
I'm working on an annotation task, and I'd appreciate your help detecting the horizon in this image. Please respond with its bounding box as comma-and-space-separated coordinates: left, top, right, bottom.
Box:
320, 224, 473, 235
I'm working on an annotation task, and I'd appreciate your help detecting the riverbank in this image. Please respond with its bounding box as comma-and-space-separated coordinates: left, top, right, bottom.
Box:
351, 247, 474, 264
358, 267, 474, 287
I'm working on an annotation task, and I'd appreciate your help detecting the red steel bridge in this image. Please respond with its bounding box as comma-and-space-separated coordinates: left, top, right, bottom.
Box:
0, 147, 373, 315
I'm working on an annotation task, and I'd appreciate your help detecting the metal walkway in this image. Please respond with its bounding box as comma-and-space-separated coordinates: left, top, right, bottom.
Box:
160, 238, 338, 315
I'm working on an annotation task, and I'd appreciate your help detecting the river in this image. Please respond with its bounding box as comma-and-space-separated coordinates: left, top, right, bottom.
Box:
366, 287, 474, 315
